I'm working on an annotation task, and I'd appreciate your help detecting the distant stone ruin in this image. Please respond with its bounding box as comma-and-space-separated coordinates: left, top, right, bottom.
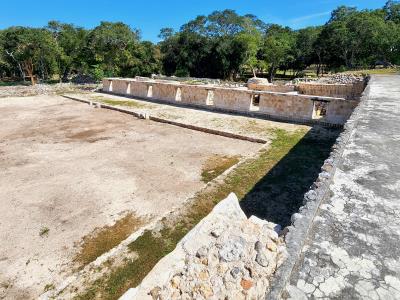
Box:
102, 76, 367, 126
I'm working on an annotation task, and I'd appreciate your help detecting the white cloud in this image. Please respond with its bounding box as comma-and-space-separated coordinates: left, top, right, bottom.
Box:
289, 11, 331, 25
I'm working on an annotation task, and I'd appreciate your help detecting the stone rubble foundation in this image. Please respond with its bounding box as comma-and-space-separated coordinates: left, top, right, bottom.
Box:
121, 193, 287, 300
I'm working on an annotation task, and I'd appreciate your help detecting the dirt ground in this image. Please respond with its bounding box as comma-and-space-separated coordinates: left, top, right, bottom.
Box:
0, 95, 261, 299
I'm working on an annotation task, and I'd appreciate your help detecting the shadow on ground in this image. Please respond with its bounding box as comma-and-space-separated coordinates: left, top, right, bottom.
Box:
240, 126, 341, 227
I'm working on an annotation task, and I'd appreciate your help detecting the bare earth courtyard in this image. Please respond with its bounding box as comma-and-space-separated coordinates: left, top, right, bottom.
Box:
0, 95, 262, 299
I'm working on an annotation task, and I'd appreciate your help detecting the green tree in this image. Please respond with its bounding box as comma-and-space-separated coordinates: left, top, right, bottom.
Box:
47, 21, 88, 81
2, 27, 60, 85
384, 0, 400, 23
159, 10, 264, 79
235, 17, 263, 77
292, 27, 321, 75
261, 25, 295, 81
86, 22, 140, 77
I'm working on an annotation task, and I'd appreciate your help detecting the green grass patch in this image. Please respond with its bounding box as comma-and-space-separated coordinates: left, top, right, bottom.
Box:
201, 155, 240, 183
73, 213, 145, 270
44, 283, 55, 292
39, 227, 50, 237
0, 81, 30, 87
75, 127, 340, 300
341, 67, 400, 75
93, 97, 153, 109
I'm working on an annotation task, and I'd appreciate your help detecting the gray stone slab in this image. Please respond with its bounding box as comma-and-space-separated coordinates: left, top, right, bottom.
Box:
285, 75, 400, 299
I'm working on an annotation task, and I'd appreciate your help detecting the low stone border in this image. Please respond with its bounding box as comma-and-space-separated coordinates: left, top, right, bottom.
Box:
265, 76, 372, 300
62, 95, 267, 144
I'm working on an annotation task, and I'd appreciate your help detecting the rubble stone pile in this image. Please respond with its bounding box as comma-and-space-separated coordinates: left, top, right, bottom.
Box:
0, 83, 100, 98
247, 77, 271, 90
294, 74, 365, 85
317, 74, 365, 84
123, 194, 287, 300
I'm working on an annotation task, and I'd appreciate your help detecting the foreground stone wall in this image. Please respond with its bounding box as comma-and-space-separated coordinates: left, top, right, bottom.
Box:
213, 88, 253, 112
266, 78, 372, 300
121, 194, 286, 300
325, 98, 359, 124
259, 93, 314, 120
103, 78, 360, 125
180, 85, 210, 105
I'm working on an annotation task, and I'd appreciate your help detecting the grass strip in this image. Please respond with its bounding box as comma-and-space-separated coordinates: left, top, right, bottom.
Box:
94, 97, 152, 109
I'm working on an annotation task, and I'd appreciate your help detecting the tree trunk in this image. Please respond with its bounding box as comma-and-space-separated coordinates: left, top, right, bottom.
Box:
269, 65, 275, 83
5, 50, 25, 81
22, 60, 35, 86
252, 68, 256, 78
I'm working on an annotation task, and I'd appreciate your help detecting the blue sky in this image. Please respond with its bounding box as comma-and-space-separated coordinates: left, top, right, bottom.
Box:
0, 0, 387, 42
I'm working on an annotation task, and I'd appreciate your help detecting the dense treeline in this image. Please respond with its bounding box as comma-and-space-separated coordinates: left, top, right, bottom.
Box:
0, 1, 399, 84
0, 21, 161, 84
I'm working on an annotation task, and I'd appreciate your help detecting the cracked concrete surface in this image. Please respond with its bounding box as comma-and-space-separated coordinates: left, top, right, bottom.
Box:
286, 76, 400, 300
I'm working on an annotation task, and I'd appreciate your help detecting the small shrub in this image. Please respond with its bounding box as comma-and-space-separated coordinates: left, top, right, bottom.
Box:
39, 227, 50, 237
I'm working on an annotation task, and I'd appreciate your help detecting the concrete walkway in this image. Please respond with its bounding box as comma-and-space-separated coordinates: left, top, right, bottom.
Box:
286, 76, 400, 299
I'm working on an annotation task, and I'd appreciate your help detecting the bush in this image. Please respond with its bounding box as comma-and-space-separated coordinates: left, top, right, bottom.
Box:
89, 65, 105, 82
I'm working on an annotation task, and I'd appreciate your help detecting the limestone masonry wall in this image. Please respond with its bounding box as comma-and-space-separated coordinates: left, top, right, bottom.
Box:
213, 88, 253, 111
180, 85, 210, 105
297, 81, 366, 100
248, 83, 295, 93
259, 93, 314, 120
103, 78, 362, 125
130, 80, 148, 98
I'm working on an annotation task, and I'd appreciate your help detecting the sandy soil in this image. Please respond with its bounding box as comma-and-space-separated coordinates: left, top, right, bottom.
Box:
0, 95, 260, 299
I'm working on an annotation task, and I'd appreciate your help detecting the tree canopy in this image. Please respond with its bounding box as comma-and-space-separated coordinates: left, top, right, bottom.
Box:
0, 1, 399, 84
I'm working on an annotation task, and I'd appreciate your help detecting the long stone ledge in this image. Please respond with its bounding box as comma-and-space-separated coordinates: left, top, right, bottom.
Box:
102, 78, 360, 126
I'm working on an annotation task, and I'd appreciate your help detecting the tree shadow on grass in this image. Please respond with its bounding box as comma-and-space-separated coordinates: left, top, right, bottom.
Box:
240, 126, 342, 227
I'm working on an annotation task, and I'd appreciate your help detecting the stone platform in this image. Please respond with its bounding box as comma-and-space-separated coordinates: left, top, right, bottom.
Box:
283, 75, 400, 299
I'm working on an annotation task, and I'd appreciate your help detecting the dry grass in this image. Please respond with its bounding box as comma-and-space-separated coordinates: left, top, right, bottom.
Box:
201, 155, 240, 183
341, 68, 400, 75
73, 213, 145, 269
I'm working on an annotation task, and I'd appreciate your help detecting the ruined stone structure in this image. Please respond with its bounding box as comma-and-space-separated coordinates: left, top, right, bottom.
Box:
121, 194, 287, 300
115, 75, 400, 300
267, 75, 400, 300
297, 81, 366, 100
102, 78, 363, 126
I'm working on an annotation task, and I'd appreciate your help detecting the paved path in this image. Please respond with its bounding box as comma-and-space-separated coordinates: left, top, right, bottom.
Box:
286, 75, 400, 299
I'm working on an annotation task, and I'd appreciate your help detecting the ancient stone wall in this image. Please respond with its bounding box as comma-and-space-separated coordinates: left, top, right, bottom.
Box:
324, 98, 359, 124
248, 83, 295, 93
152, 82, 180, 102
180, 85, 210, 105
129, 80, 148, 98
259, 93, 314, 120
297, 81, 366, 100
102, 78, 360, 126
213, 88, 253, 112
